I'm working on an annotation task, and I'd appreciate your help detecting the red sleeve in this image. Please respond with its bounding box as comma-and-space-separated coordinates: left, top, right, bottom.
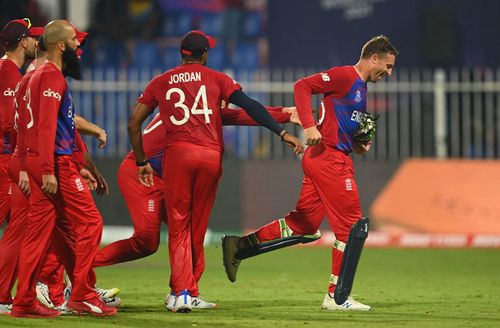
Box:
71, 130, 87, 170
294, 66, 355, 129
37, 71, 66, 175
0, 68, 21, 133
221, 106, 290, 125
137, 78, 159, 109
219, 73, 242, 101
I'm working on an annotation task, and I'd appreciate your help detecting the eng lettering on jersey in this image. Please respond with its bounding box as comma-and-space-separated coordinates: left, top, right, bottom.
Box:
168, 72, 202, 84
3, 88, 15, 97
75, 178, 85, 192
320, 72, 330, 82
351, 110, 366, 123
43, 88, 62, 101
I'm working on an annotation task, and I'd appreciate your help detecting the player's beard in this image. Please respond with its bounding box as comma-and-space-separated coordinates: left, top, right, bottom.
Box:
62, 44, 82, 80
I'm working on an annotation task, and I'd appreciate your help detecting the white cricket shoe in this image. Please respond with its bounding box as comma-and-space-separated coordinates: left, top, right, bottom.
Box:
95, 287, 120, 299
54, 301, 72, 315
0, 303, 12, 315
102, 297, 122, 308
36, 282, 54, 308
164, 292, 176, 312
172, 290, 192, 313
321, 294, 371, 311
191, 296, 217, 309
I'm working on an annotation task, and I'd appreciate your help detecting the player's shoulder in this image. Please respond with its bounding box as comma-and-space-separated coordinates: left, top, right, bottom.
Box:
0, 58, 21, 78
34, 62, 64, 80
327, 65, 356, 76
326, 66, 358, 83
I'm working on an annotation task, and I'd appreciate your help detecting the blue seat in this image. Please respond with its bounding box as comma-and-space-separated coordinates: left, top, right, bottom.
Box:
207, 43, 225, 70
131, 42, 161, 69
92, 41, 126, 67
176, 12, 194, 36
161, 46, 181, 69
244, 11, 262, 37
232, 42, 260, 70
200, 13, 223, 36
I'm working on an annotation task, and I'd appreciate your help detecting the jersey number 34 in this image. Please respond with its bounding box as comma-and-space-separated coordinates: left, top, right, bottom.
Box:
166, 85, 213, 126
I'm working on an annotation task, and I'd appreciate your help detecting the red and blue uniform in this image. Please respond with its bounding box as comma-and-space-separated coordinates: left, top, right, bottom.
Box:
254, 66, 367, 294
13, 61, 104, 312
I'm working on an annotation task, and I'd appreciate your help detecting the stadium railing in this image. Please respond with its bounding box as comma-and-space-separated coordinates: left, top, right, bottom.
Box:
70, 67, 500, 161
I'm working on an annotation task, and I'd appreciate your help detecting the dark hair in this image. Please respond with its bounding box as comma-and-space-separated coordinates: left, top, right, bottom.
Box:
4, 40, 19, 52
360, 35, 398, 59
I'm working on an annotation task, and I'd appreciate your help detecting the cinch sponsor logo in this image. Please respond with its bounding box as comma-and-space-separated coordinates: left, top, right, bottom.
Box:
43, 88, 62, 101
3, 88, 15, 97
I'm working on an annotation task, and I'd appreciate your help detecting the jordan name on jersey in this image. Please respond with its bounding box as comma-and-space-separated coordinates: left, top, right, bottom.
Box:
168, 72, 201, 84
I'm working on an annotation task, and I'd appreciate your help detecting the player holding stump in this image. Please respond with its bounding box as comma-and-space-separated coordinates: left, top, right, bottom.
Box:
222, 35, 398, 311
128, 30, 304, 313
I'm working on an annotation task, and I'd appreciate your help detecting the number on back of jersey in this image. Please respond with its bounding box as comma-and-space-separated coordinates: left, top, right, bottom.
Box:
166, 85, 213, 126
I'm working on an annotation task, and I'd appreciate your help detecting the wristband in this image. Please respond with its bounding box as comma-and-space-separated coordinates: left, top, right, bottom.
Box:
136, 160, 148, 167
280, 129, 288, 141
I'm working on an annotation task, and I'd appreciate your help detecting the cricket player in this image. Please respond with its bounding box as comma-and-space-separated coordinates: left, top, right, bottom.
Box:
222, 35, 398, 311
93, 106, 298, 310
10, 20, 116, 318
0, 18, 39, 227
128, 29, 304, 313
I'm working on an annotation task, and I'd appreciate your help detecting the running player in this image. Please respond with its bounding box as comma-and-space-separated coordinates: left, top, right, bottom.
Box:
222, 35, 398, 311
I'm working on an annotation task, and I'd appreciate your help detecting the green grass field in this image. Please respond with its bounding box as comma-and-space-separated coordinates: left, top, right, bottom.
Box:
1, 245, 499, 327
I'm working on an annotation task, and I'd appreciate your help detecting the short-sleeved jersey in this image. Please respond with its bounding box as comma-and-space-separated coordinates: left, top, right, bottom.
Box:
137, 63, 242, 152
294, 66, 367, 153
125, 106, 289, 177
0, 58, 22, 154
25, 61, 75, 174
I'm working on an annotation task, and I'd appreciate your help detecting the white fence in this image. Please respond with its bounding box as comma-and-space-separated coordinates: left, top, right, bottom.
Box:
70, 67, 500, 161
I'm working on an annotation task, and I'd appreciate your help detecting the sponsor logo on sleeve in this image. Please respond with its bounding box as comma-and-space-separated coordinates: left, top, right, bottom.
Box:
43, 88, 62, 101
321, 73, 330, 81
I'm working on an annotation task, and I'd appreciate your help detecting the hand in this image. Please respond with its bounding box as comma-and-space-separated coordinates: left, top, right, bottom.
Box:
93, 170, 109, 196
353, 141, 372, 155
282, 133, 305, 155
304, 126, 322, 146
42, 174, 58, 195
18, 171, 30, 195
80, 168, 97, 190
138, 163, 154, 187
282, 107, 302, 126
97, 128, 107, 149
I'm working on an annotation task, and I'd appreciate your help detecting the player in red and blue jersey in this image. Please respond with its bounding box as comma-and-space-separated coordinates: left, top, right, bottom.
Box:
10, 20, 116, 318
222, 36, 398, 311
